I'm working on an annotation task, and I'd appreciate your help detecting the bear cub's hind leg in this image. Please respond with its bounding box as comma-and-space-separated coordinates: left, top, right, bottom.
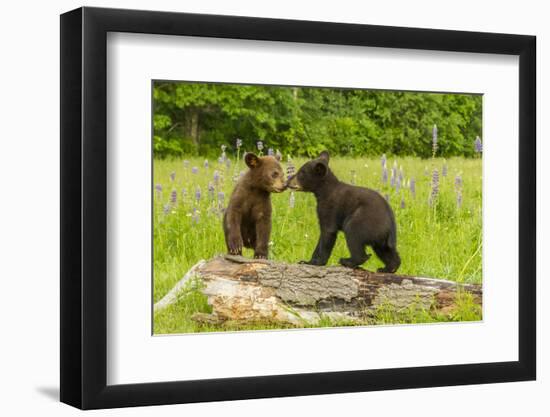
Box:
339, 232, 371, 268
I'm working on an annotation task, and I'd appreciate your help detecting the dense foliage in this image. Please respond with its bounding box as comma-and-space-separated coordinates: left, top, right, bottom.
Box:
153, 82, 482, 159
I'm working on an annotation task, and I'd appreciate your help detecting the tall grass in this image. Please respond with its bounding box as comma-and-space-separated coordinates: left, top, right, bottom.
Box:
153, 154, 482, 333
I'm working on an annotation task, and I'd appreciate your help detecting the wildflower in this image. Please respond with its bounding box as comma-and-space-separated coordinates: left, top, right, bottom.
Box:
432, 124, 438, 157
191, 166, 198, 174
455, 174, 463, 191
155, 184, 162, 198
169, 171, 175, 182
381, 154, 387, 168
218, 156, 223, 164
191, 207, 200, 224
442, 160, 448, 177
457, 191, 463, 208
398, 167, 404, 183
474, 136, 483, 153
267, 148, 274, 156
213, 170, 220, 185
163, 204, 170, 215
170, 190, 177, 205
257, 140, 264, 151
183, 160, 189, 168
429, 169, 439, 206
410, 177, 416, 198
390, 171, 395, 188
287, 162, 295, 177
275, 149, 282, 161
235, 138, 242, 148
382, 166, 388, 184
181, 188, 187, 200
221, 144, 227, 152
396, 175, 401, 193
204, 159, 209, 169
195, 186, 201, 204
218, 191, 225, 206
289, 192, 295, 208
225, 158, 231, 169
208, 182, 215, 201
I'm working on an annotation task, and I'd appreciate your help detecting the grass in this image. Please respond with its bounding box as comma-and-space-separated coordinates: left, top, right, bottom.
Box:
153, 154, 482, 334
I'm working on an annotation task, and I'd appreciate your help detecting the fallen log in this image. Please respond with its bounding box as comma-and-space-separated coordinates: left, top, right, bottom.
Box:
155, 255, 482, 326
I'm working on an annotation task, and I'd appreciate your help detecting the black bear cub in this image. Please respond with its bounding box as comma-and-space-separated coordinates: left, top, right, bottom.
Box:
223, 153, 285, 259
286, 151, 401, 272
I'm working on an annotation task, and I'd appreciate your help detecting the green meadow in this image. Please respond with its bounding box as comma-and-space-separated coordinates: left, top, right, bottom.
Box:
153, 155, 482, 334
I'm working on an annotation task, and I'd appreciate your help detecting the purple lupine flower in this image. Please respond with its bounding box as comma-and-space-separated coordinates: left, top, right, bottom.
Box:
391, 162, 397, 187
195, 186, 201, 204
217, 191, 225, 210
155, 184, 163, 198
429, 168, 440, 206
400, 198, 406, 209
455, 174, 463, 191
287, 162, 295, 177
213, 170, 220, 185
267, 148, 274, 156
432, 124, 438, 157
455, 174, 463, 208
235, 138, 242, 148
398, 167, 404, 184
163, 203, 171, 215
474, 136, 483, 153
350, 170, 357, 185
191, 166, 198, 175
170, 190, 177, 205
289, 192, 295, 208
169, 171, 175, 182
381, 154, 387, 168
191, 207, 199, 224
390, 171, 395, 188
207, 182, 215, 201
396, 175, 401, 193
220, 151, 227, 163
442, 161, 448, 177
256, 140, 264, 151
410, 177, 416, 198
382, 166, 388, 184
218, 156, 223, 164
204, 159, 209, 169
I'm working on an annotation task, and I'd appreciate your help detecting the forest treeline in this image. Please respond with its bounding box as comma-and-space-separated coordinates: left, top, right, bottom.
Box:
153, 82, 482, 159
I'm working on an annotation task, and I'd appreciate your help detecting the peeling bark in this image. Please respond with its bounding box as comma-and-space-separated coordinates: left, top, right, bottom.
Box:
155, 255, 482, 326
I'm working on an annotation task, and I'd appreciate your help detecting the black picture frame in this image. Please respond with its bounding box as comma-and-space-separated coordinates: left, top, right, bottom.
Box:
60, 6, 536, 410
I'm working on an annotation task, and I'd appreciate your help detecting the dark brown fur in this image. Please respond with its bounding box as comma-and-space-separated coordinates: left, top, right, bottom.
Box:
223, 153, 285, 259
287, 151, 401, 272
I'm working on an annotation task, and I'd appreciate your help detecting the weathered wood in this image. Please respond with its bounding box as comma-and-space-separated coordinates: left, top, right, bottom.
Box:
155, 255, 482, 326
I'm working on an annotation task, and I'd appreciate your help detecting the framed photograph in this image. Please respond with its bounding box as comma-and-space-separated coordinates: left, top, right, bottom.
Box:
60, 6, 536, 409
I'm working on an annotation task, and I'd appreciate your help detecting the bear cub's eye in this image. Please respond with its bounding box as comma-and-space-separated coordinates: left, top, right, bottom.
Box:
272, 172, 279, 179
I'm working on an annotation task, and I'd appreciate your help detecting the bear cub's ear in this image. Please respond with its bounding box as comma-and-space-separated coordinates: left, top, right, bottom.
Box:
318, 151, 330, 162
245, 152, 261, 168
313, 161, 328, 177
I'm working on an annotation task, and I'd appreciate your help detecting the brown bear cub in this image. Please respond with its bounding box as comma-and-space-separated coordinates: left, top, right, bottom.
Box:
223, 153, 285, 259
286, 151, 401, 272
